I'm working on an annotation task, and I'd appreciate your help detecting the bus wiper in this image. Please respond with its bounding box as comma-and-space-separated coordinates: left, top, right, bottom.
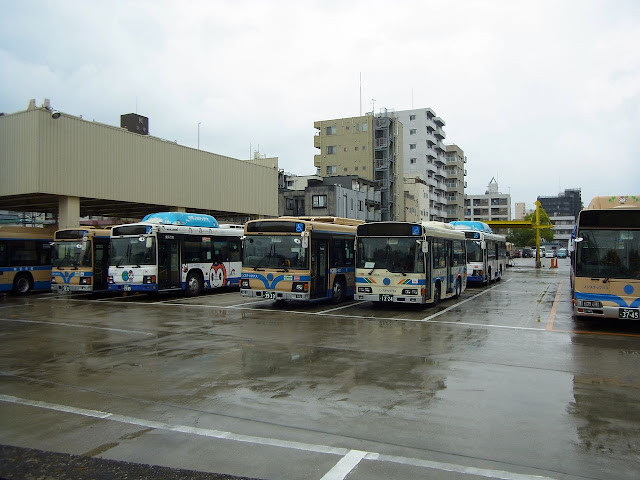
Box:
116, 244, 131, 267
253, 253, 271, 271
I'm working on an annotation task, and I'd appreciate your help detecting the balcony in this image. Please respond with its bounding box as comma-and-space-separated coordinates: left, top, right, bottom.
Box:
426, 147, 437, 159
375, 137, 389, 149
426, 133, 437, 144
434, 116, 445, 128
314, 135, 321, 149
434, 128, 445, 140
375, 116, 390, 129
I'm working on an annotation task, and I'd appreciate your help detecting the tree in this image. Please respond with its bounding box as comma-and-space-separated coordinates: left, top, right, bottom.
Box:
506, 207, 554, 247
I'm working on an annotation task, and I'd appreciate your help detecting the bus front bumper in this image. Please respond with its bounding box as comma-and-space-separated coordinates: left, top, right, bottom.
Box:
108, 283, 158, 292
52, 284, 93, 293
241, 289, 310, 301
355, 293, 427, 304
575, 305, 640, 320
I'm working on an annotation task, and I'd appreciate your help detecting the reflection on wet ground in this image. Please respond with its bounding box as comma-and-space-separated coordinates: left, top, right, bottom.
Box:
1, 259, 640, 480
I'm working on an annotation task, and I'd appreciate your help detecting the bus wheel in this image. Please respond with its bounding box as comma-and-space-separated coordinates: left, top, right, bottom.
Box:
13, 273, 33, 295
185, 272, 202, 297
331, 278, 345, 304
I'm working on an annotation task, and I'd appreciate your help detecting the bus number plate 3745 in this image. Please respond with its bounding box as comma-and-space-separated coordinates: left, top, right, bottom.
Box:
619, 308, 639, 320
379, 294, 393, 302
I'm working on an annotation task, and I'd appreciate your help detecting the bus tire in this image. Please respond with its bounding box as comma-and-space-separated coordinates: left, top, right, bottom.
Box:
185, 271, 203, 297
13, 273, 33, 295
331, 277, 346, 304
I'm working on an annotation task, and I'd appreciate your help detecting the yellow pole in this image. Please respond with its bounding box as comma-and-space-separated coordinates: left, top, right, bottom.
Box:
535, 200, 541, 268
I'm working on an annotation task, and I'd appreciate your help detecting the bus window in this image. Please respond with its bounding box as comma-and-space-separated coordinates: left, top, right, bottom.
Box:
432, 239, 446, 269
0, 242, 7, 267
228, 239, 241, 262
453, 240, 465, 266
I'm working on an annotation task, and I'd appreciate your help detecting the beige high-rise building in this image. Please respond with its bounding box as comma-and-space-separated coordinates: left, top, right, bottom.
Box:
514, 202, 526, 220
314, 112, 404, 221
444, 145, 467, 221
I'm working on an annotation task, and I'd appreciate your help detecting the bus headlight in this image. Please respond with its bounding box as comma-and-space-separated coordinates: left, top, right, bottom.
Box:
143, 275, 156, 284
358, 286, 372, 293
402, 288, 418, 295
578, 300, 602, 308
107, 275, 114, 284
292, 282, 308, 292
51, 276, 56, 284
79, 277, 92, 285
241, 279, 250, 288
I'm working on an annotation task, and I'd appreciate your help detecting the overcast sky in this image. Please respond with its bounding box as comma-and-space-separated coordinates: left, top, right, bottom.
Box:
1, 0, 638, 211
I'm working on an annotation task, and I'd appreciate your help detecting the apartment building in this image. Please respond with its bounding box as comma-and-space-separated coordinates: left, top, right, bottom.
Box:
443, 145, 467, 221
404, 175, 430, 222
314, 113, 404, 221
279, 174, 381, 221
394, 108, 449, 221
465, 178, 511, 221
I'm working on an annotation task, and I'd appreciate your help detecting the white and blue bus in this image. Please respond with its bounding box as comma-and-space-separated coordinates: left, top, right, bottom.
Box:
108, 212, 242, 296
355, 221, 467, 305
451, 221, 507, 284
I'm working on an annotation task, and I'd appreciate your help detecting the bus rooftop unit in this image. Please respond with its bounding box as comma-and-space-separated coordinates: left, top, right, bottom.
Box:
571, 195, 640, 320
108, 212, 242, 296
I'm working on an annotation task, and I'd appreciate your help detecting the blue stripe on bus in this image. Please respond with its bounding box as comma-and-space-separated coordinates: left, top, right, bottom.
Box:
0, 284, 12, 292
108, 284, 158, 292
574, 291, 639, 308
241, 272, 312, 289
329, 267, 355, 274
0, 266, 52, 272
51, 271, 94, 284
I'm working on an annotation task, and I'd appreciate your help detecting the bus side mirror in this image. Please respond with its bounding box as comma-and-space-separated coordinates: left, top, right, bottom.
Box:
146, 237, 153, 249
481, 241, 487, 250
421, 241, 429, 254
301, 232, 309, 249
82, 241, 88, 251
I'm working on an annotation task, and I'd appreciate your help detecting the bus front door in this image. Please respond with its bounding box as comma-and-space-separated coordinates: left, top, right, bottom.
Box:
93, 239, 109, 291
158, 236, 181, 290
446, 240, 453, 294
311, 239, 328, 299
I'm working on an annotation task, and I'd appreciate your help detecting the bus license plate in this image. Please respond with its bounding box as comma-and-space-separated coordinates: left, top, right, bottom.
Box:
619, 308, 639, 320
62, 286, 70, 292
379, 294, 394, 302
123, 285, 131, 292
263, 291, 276, 300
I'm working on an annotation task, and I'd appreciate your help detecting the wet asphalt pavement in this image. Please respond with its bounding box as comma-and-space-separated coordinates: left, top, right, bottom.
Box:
1, 258, 640, 480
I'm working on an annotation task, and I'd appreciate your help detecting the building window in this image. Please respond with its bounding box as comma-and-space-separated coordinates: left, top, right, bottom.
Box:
345, 126, 350, 130
344, 147, 347, 152
344, 168, 348, 172
351, 198, 354, 210
312, 195, 327, 208
409, 144, 416, 150
355, 146, 359, 151
362, 166, 366, 171
327, 146, 336, 155
410, 129, 417, 135
410, 115, 416, 121
355, 167, 359, 171
410, 158, 416, 164
359, 201, 363, 211
326, 126, 336, 135
327, 166, 337, 174
362, 146, 366, 151
362, 123, 368, 132
286, 198, 295, 210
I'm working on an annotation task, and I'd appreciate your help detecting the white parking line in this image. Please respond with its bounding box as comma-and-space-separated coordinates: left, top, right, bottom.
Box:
421, 279, 513, 322
0, 394, 555, 480
320, 449, 367, 480
0, 318, 154, 336
318, 301, 367, 314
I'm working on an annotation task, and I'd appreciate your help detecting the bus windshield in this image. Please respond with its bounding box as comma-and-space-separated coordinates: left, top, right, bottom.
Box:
109, 237, 156, 267
357, 237, 424, 273
576, 229, 640, 279
52, 241, 91, 268
466, 241, 483, 263
243, 235, 308, 270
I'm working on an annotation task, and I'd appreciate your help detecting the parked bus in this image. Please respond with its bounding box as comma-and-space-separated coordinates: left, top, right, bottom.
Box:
241, 217, 362, 303
108, 212, 242, 296
355, 221, 467, 305
0, 225, 55, 295
51, 227, 112, 293
571, 195, 640, 320
450, 221, 507, 284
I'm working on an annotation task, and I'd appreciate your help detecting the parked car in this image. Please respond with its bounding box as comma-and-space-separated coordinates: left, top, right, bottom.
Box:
545, 250, 555, 258
557, 248, 568, 258
522, 248, 533, 258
